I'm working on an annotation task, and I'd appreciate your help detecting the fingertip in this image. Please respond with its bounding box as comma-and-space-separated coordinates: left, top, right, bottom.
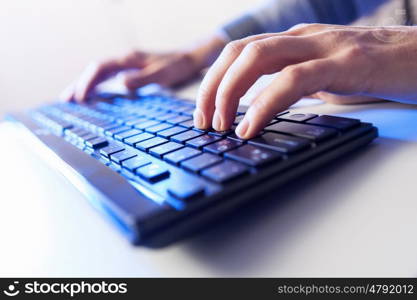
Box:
235, 118, 250, 139
195, 87, 216, 129
123, 75, 136, 91
193, 107, 207, 129
73, 90, 85, 103
212, 111, 222, 131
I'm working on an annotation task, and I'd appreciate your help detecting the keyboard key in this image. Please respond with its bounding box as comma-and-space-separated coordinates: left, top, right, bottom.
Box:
79, 133, 98, 142
166, 115, 192, 125
121, 155, 151, 172
110, 149, 138, 164
277, 113, 317, 122
133, 120, 160, 130
167, 181, 205, 201
100, 143, 125, 158
171, 130, 204, 143
115, 114, 140, 125
114, 129, 142, 141
136, 163, 170, 182
72, 130, 92, 141
142, 110, 166, 119
104, 126, 131, 137
145, 122, 173, 134
163, 147, 202, 165
85, 137, 109, 149
207, 130, 233, 137
227, 133, 246, 142
153, 112, 179, 122
248, 132, 310, 154
149, 142, 184, 158
179, 107, 195, 116
172, 104, 195, 114
66, 128, 89, 138
204, 139, 242, 154
276, 110, 289, 117
202, 160, 248, 183
124, 117, 147, 127
178, 119, 194, 128
185, 135, 222, 148
96, 123, 119, 134
181, 153, 223, 172
265, 121, 337, 142
225, 144, 281, 167
157, 126, 188, 138
307, 115, 360, 131
124, 132, 154, 146
192, 127, 208, 133
135, 137, 168, 151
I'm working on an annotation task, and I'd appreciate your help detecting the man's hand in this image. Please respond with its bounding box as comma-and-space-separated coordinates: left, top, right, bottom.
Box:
62, 35, 227, 102
194, 24, 417, 139
62, 50, 200, 102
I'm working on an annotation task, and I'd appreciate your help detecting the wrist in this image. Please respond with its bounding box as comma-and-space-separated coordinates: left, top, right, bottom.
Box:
185, 33, 228, 71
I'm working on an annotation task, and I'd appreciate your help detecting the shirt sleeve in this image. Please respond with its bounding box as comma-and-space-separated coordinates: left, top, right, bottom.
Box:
220, 0, 389, 41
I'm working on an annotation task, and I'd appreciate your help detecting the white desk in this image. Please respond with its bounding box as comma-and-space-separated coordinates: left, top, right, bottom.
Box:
1, 82, 417, 277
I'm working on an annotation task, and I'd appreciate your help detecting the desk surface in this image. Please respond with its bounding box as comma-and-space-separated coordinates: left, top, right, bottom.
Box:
1, 81, 417, 277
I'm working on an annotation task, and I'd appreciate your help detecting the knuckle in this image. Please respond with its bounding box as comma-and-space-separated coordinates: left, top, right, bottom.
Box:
289, 23, 309, 31
243, 41, 265, 58
307, 23, 326, 30
344, 42, 368, 60
283, 65, 305, 83
123, 50, 140, 60
291, 23, 325, 32
224, 40, 245, 57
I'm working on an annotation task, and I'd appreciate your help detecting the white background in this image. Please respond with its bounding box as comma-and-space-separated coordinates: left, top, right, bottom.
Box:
0, 0, 258, 115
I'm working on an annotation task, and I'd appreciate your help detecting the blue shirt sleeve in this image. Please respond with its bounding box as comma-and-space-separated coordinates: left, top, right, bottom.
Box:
221, 0, 389, 41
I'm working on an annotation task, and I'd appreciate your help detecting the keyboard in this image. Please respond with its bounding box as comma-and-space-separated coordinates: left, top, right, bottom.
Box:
6, 92, 378, 247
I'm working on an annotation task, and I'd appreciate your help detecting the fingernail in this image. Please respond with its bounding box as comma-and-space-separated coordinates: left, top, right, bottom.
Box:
212, 111, 223, 131
193, 108, 205, 128
236, 118, 249, 138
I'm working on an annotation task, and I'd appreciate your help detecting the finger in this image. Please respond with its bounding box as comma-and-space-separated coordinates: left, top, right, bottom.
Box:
123, 65, 167, 91
73, 60, 127, 102
194, 34, 278, 129
287, 23, 372, 35
73, 51, 148, 102
59, 82, 76, 102
194, 25, 350, 129
212, 35, 322, 131
236, 58, 336, 139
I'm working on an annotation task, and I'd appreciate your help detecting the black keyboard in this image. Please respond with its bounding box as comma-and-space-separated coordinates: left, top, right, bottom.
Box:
6, 92, 378, 246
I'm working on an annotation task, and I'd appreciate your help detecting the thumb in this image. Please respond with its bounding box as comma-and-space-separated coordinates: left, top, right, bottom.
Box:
314, 92, 388, 105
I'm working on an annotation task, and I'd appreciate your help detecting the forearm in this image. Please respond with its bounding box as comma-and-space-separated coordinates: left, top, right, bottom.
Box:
180, 0, 391, 77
